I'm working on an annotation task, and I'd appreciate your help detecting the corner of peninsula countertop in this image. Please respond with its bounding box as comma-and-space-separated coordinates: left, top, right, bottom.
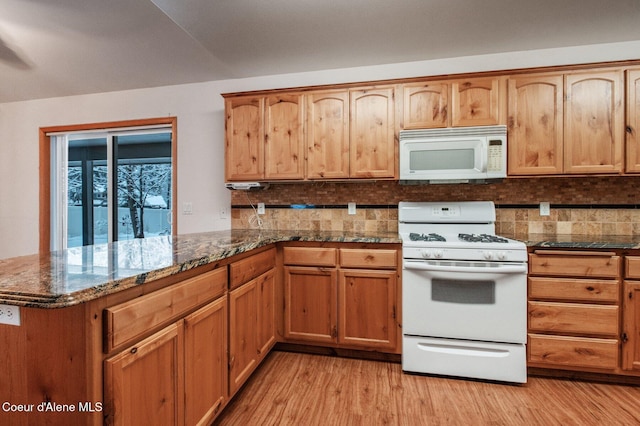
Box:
0, 229, 401, 309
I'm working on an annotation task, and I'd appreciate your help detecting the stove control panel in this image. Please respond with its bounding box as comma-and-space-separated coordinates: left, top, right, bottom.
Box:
431, 205, 461, 218
402, 246, 528, 262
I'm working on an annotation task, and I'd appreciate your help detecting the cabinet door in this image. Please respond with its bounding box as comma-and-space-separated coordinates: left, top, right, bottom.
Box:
184, 297, 227, 426
564, 70, 624, 174
507, 74, 564, 175
256, 268, 277, 357
451, 77, 505, 127
225, 96, 264, 181
623, 281, 640, 371
626, 69, 640, 173
402, 81, 449, 129
105, 323, 184, 426
284, 266, 337, 343
349, 87, 396, 178
306, 90, 350, 179
228, 280, 258, 395
338, 269, 397, 350
265, 94, 305, 179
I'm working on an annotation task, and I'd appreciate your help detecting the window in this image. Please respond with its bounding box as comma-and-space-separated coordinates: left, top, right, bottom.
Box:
40, 118, 177, 252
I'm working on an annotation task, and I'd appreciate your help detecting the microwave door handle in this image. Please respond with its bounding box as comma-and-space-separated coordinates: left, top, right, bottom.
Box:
479, 139, 488, 172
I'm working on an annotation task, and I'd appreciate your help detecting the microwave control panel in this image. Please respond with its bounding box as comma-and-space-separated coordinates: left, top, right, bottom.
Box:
487, 140, 503, 172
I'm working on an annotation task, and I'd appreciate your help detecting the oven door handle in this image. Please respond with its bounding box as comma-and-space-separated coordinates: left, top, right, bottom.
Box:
403, 261, 527, 274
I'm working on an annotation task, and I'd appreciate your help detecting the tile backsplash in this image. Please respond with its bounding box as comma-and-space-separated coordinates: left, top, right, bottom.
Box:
230, 176, 640, 235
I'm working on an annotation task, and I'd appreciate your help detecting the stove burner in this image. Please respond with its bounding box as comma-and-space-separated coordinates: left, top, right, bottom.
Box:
409, 232, 446, 242
458, 233, 509, 243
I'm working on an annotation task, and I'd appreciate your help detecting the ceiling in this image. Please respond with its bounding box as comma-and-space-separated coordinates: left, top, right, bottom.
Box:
1, 0, 640, 103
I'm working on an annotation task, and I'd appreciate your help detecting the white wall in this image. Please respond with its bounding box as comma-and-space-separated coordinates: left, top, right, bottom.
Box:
1, 40, 639, 259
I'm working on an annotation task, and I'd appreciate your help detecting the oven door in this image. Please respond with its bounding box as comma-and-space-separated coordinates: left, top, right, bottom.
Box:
402, 259, 527, 343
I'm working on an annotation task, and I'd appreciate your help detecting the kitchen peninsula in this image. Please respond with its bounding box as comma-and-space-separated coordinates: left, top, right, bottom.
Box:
0, 229, 401, 425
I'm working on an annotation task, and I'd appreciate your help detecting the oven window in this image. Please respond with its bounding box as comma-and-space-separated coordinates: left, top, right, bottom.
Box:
431, 279, 495, 304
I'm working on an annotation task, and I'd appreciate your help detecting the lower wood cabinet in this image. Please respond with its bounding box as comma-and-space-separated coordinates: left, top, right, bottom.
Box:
228, 248, 277, 396
184, 297, 228, 425
104, 268, 228, 426
528, 250, 622, 373
105, 322, 184, 426
623, 257, 640, 372
284, 265, 337, 343
338, 268, 397, 349
283, 245, 400, 353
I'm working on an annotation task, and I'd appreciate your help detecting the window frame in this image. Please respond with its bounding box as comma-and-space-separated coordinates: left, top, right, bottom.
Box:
39, 117, 178, 253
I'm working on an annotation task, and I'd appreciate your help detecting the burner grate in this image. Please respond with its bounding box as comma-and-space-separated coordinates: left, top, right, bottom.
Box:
458, 233, 508, 243
409, 232, 446, 242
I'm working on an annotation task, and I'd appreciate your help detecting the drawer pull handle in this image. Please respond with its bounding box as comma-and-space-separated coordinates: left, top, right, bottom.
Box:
130, 347, 138, 354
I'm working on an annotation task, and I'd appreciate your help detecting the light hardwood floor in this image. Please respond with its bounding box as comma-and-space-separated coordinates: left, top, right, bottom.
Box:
214, 350, 640, 426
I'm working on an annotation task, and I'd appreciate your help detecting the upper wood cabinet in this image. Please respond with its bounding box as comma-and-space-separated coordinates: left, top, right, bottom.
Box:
402, 77, 505, 129
451, 77, 506, 127
226, 94, 304, 181
508, 69, 624, 176
507, 73, 564, 175
265, 94, 305, 180
402, 81, 449, 129
301, 86, 397, 179
564, 70, 624, 174
225, 96, 264, 181
626, 69, 640, 173
225, 86, 396, 181
349, 86, 396, 178
306, 90, 350, 179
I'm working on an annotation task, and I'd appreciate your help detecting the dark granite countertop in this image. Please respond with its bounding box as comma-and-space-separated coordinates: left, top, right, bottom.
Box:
0, 229, 401, 309
509, 233, 640, 250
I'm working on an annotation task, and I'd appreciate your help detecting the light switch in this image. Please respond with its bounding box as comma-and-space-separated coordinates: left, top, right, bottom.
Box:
348, 202, 356, 215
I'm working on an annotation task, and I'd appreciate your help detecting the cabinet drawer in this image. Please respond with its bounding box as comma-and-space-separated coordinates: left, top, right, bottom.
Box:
339, 248, 397, 269
528, 301, 619, 336
626, 256, 640, 279
529, 251, 620, 278
229, 247, 276, 289
528, 277, 619, 303
283, 247, 337, 267
528, 334, 619, 370
105, 267, 227, 352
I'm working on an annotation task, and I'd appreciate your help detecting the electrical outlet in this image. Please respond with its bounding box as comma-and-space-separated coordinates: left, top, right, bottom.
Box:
348, 202, 356, 215
182, 202, 193, 215
0, 304, 21, 326
257, 203, 265, 215
540, 202, 550, 216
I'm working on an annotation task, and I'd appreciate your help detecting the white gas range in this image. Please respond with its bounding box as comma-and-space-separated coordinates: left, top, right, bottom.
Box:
399, 201, 528, 384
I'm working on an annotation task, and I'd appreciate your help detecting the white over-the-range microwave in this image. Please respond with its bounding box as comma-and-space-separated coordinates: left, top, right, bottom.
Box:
399, 125, 507, 184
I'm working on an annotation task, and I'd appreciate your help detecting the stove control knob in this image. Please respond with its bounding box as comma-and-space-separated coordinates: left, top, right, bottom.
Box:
483, 251, 494, 260
496, 251, 507, 261
434, 249, 444, 259
420, 250, 432, 259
